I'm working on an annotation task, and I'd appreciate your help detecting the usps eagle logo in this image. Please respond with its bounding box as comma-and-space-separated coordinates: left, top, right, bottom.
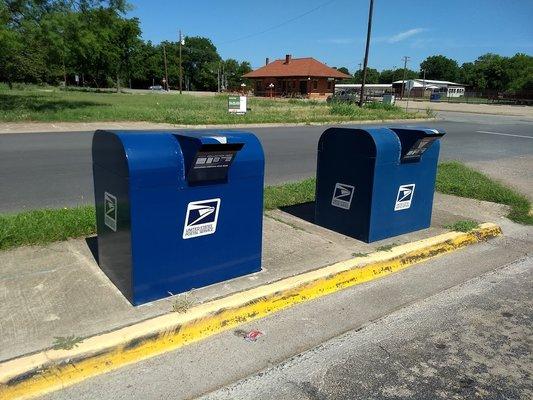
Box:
183, 198, 221, 239
331, 183, 355, 210
394, 184, 415, 211
104, 192, 117, 232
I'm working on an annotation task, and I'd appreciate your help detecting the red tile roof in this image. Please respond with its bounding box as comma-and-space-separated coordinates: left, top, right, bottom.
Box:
243, 57, 351, 79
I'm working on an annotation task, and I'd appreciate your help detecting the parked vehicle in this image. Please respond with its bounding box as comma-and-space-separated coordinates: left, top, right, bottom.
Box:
149, 85, 164, 91
327, 90, 358, 103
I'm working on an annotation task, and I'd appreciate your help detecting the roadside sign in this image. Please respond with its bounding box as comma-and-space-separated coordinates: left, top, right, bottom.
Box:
228, 95, 247, 114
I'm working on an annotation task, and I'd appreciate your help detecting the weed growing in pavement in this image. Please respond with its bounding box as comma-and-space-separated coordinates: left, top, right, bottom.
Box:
376, 243, 398, 252
171, 293, 195, 313
52, 335, 84, 350
425, 106, 437, 118
445, 220, 479, 232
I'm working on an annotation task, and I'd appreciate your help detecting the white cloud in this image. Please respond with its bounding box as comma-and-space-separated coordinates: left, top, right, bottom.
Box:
387, 28, 426, 43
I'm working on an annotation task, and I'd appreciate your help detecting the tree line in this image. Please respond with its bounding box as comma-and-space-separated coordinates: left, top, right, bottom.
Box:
1, 1, 531, 93
0, 0, 251, 90
337, 53, 532, 92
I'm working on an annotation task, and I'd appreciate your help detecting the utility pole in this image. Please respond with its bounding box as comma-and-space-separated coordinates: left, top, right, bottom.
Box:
179, 30, 183, 94
222, 62, 225, 91
358, 0, 374, 107
163, 44, 169, 91
401, 56, 410, 99
422, 68, 426, 99
217, 62, 220, 93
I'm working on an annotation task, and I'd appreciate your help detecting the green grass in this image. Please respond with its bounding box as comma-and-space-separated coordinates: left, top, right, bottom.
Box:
0, 179, 317, 251
436, 161, 532, 224
0, 86, 420, 125
0, 207, 95, 250
445, 220, 479, 232
264, 178, 316, 210
329, 101, 412, 119
1, 162, 530, 251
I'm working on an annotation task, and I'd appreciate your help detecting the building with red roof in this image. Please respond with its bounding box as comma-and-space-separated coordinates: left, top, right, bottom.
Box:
243, 54, 351, 99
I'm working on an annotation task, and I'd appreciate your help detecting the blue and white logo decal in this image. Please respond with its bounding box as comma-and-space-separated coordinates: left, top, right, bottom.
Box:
331, 183, 355, 210
183, 198, 221, 239
394, 184, 415, 211
104, 192, 117, 232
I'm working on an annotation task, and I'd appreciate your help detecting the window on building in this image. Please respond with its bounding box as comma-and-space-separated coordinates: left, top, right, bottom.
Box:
327, 81, 332, 90
313, 80, 318, 90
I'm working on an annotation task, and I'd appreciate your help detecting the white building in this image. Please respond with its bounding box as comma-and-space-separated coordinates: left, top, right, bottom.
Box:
334, 83, 393, 97
392, 79, 466, 98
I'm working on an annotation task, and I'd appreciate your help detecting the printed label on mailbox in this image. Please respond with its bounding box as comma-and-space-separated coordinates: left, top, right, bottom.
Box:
104, 192, 117, 232
331, 183, 355, 210
183, 198, 221, 239
395, 184, 415, 211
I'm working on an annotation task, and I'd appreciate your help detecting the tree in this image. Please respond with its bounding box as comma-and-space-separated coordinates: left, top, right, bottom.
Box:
130, 40, 163, 88
337, 66, 350, 75
223, 59, 252, 90
507, 53, 533, 91
353, 67, 379, 84
420, 55, 460, 82
181, 36, 220, 91
111, 17, 142, 89
379, 68, 417, 83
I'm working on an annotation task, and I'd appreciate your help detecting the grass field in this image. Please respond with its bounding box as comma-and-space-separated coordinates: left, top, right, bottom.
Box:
0, 162, 530, 251
0, 85, 418, 124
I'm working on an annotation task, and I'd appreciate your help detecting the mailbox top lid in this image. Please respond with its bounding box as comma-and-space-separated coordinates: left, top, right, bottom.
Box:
92, 129, 263, 187
318, 126, 444, 164
319, 127, 400, 163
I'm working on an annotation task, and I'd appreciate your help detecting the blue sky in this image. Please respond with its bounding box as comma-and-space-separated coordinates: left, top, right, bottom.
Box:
127, 0, 533, 73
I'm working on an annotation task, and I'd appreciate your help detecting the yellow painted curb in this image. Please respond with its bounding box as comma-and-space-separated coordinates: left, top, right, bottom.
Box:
0, 223, 502, 399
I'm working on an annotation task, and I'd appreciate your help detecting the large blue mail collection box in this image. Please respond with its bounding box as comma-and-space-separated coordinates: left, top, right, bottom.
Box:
92, 130, 264, 305
315, 127, 445, 243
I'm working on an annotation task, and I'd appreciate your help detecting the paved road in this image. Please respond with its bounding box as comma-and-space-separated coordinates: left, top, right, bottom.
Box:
202, 258, 533, 400
1, 112, 532, 213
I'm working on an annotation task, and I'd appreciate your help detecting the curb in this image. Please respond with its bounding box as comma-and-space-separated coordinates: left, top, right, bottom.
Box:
0, 223, 502, 399
0, 118, 437, 135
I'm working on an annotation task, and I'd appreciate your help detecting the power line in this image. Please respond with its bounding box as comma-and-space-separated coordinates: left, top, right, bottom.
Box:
219, 0, 338, 45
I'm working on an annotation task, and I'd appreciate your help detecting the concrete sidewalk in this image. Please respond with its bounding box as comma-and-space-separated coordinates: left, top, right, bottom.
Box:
0, 193, 508, 364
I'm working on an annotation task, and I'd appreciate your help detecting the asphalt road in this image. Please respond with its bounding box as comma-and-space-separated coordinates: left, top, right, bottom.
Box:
202, 258, 533, 400
0, 112, 532, 213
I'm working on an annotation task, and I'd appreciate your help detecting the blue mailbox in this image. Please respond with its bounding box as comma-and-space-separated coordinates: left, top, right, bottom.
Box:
315, 127, 445, 243
92, 130, 264, 305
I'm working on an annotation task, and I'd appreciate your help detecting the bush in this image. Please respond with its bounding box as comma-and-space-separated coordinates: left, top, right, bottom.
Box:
364, 101, 398, 111
329, 102, 362, 116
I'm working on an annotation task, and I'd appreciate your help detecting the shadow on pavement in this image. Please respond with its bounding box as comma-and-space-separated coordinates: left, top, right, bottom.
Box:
85, 236, 99, 264
280, 201, 315, 224
0, 93, 106, 112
